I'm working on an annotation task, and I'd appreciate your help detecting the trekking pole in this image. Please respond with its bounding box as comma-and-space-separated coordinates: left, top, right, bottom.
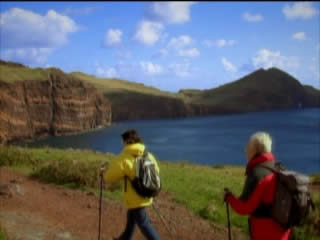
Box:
225, 201, 232, 240
152, 202, 175, 239
98, 172, 104, 240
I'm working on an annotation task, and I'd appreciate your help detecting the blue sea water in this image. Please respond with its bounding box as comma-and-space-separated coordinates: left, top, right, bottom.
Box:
22, 108, 320, 174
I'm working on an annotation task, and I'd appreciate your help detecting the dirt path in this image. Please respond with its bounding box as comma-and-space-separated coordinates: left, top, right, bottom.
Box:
0, 167, 248, 240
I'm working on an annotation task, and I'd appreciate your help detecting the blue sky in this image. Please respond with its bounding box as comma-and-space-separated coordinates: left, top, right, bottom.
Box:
1, 2, 319, 92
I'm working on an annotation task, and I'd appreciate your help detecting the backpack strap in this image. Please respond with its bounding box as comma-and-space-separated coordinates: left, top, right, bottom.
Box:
259, 164, 279, 174
124, 176, 128, 192
259, 161, 284, 174
143, 146, 148, 157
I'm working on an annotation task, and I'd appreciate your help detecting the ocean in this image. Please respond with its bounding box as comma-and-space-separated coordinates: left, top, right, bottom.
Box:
22, 108, 320, 174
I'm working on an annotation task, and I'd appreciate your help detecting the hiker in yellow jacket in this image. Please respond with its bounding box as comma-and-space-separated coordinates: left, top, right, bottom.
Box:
102, 129, 161, 240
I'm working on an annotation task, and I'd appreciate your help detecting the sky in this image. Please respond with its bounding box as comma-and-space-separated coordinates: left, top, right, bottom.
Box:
0, 1, 319, 92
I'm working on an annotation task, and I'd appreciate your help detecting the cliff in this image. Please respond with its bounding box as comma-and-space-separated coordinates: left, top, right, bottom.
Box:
1, 60, 319, 143
71, 72, 210, 122
105, 91, 210, 121
0, 62, 111, 143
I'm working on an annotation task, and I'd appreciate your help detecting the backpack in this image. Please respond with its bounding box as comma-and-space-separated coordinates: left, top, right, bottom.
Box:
127, 148, 161, 198
262, 164, 315, 229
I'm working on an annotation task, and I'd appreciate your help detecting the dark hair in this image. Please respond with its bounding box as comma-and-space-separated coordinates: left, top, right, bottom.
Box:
121, 129, 143, 144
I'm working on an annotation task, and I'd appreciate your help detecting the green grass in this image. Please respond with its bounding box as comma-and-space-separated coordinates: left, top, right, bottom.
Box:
1, 145, 319, 239
0, 224, 9, 240
161, 161, 320, 239
70, 72, 179, 98
0, 64, 50, 83
160, 162, 249, 231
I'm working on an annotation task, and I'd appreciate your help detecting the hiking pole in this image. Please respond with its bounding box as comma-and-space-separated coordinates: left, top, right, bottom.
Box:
98, 172, 104, 240
152, 202, 175, 239
224, 188, 232, 240
226, 201, 232, 240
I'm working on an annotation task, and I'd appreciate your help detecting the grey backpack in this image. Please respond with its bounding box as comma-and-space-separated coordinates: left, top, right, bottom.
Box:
262, 164, 315, 229
129, 148, 161, 198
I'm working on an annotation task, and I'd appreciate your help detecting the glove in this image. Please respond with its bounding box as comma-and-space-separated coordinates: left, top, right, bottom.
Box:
223, 188, 233, 202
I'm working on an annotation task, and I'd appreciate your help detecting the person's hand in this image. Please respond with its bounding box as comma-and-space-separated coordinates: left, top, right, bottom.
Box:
99, 167, 106, 177
223, 188, 232, 202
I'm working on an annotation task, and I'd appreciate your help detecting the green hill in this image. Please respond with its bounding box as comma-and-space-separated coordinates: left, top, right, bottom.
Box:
180, 68, 320, 112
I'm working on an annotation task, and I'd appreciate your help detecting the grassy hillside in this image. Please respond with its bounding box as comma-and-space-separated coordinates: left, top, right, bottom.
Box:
70, 72, 179, 98
182, 68, 307, 104
1, 145, 319, 239
0, 61, 50, 82
0, 60, 180, 99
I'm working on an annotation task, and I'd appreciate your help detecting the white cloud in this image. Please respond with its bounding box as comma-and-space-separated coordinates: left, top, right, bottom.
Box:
0, 48, 53, 64
203, 39, 236, 48
104, 29, 122, 47
169, 62, 193, 78
0, 8, 79, 48
134, 20, 164, 46
178, 48, 200, 57
0, 8, 79, 64
283, 2, 319, 20
96, 66, 118, 78
222, 57, 237, 73
161, 35, 198, 58
243, 12, 264, 22
168, 35, 193, 49
252, 49, 300, 70
216, 39, 236, 48
147, 2, 196, 24
292, 32, 306, 40
140, 61, 163, 75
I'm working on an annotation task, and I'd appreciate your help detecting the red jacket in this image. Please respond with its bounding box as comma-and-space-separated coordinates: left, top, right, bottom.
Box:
226, 153, 292, 240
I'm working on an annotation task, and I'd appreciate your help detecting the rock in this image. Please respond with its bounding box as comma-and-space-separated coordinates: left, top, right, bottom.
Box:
10, 178, 23, 184
14, 184, 24, 196
56, 232, 72, 239
0, 184, 13, 197
0, 183, 24, 197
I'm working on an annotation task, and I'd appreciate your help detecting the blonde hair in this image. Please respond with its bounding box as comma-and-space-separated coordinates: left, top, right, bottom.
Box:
246, 131, 272, 160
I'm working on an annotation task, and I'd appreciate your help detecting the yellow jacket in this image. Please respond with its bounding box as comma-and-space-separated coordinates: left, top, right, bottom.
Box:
104, 143, 160, 209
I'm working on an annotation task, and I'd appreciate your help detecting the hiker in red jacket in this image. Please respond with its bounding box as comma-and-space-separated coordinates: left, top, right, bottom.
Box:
224, 131, 292, 240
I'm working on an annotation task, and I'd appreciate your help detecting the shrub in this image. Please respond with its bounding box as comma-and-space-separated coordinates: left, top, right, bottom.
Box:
0, 146, 35, 167
32, 157, 110, 188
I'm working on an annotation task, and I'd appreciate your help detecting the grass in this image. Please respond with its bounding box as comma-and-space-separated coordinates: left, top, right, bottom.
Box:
160, 161, 249, 230
70, 72, 179, 98
1, 145, 319, 239
0, 224, 9, 240
0, 64, 50, 83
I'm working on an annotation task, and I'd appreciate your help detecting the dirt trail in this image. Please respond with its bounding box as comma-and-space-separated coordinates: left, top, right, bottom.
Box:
0, 167, 248, 240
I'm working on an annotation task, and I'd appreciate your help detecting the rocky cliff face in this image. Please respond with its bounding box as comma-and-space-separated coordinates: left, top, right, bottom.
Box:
105, 91, 211, 122
0, 69, 111, 143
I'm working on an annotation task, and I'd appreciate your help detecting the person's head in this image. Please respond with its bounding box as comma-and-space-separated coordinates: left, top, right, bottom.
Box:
245, 131, 272, 161
121, 129, 143, 145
